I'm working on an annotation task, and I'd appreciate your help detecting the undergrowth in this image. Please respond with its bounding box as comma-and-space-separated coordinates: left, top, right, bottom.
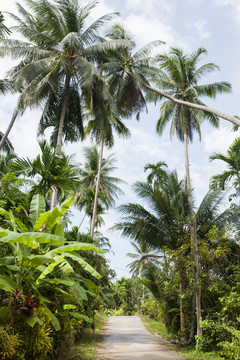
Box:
141, 316, 222, 360
70, 312, 108, 360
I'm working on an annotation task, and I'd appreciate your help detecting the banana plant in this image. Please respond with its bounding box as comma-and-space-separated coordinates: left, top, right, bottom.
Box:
0, 194, 104, 329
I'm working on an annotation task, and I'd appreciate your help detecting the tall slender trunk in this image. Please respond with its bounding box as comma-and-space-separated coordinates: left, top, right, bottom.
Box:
90, 136, 104, 236
184, 130, 202, 338
51, 76, 70, 210
179, 273, 187, 342
143, 83, 240, 127
136, 276, 140, 313
78, 212, 87, 230
0, 107, 19, 151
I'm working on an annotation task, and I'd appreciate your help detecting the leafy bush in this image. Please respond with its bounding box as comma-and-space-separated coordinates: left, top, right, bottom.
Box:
0, 325, 22, 359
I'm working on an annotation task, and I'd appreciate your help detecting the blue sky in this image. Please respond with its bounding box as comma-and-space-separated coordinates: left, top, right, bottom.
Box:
0, 0, 240, 279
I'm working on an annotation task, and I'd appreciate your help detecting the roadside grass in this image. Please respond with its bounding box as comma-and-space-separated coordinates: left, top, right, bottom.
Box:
70, 312, 108, 360
141, 316, 221, 360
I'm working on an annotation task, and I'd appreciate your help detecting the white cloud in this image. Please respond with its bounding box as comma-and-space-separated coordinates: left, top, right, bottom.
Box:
194, 20, 211, 39
125, 0, 174, 17
214, 0, 240, 24
203, 126, 237, 153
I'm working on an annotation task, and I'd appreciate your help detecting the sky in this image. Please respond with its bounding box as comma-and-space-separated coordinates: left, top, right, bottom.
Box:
0, 0, 240, 279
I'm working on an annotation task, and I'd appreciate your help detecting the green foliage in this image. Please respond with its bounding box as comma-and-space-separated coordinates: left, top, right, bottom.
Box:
0, 325, 22, 359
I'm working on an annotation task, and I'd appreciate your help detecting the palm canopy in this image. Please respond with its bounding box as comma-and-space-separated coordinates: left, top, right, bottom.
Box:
99, 23, 164, 116
0, 0, 129, 145
76, 146, 125, 210
196, 189, 239, 239
0, 11, 11, 40
210, 137, 240, 192
115, 169, 190, 251
154, 47, 231, 142
10, 140, 80, 202
127, 240, 162, 276
144, 161, 168, 187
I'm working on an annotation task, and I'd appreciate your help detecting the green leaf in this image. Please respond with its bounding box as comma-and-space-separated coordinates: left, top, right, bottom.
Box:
34, 196, 74, 231
46, 278, 75, 286
30, 194, 46, 225
0, 275, 17, 291
59, 259, 74, 275
45, 307, 61, 331
25, 315, 43, 327
48, 242, 104, 255
66, 252, 101, 279
36, 255, 65, 284
63, 304, 77, 310
27, 255, 54, 267
0, 231, 65, 248
0, 207, 10, 219
53, 220, 67, 237
71, 282, 88, 302
14, 217, 29, 233
69, 312, 92, 323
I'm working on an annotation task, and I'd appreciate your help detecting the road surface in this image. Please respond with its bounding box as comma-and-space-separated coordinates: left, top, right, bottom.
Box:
96, 316, 186, 360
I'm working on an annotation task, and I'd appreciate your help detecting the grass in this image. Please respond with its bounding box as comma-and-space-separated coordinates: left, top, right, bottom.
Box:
70, 312, 108, 360
141, 316, 222, 360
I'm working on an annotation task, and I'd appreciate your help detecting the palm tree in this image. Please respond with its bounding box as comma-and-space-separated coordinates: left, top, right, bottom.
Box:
0, 0, 131, 208
115, 168, 189, 337
100, 23, 164, 117
144, 161, 168, 188
10, 140, 80, 207
155, 47, 231, 337
76, 146, 125, 232
127, 240, 162, 313
85, 92, 130, 235
100, 24, 239, 127
115, 170, 189, 250
0, 152, 17, 183
210, 137, 240, 195
0, 1, 128, 155
0, 11, 11, 40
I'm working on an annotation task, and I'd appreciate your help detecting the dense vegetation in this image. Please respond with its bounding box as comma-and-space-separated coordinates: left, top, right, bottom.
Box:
0, 1, 240, 359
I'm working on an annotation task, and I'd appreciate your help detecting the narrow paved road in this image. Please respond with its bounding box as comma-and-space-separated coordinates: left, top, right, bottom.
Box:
96, 316, 186, 360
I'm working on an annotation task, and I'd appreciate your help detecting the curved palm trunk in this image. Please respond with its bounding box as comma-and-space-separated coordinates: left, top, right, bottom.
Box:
144, 83, 240, 127
0, 107, 19, 151
51, 76, 71, 210
90, 136, 104, 236
184, 131, 202, 338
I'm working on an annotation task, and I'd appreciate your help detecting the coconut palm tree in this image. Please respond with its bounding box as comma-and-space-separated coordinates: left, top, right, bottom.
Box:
0, 0, 131, 207
76, 146, 125, 232
100, 23, 164, 117
0, 0, 128, 155
115, 169, 189, 252
155, 47, 231, 337
115, 168, 189, 337
210, 137, 240, 195
100, 24, 239, 127
10, 140, 80, 207
85, 92, 130, 235
127, 240, 162, 313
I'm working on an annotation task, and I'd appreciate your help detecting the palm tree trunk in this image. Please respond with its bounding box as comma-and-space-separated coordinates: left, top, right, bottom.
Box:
56, 75, 70, 147
0, 107, 18, 151
179, 273, 187, 342
144, 83, 240, 127
51, 76, 70, 210
90, 136, 104, 236
183, 130, 202, 338
78, 212, 87, 229
136, 276, 140, 313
